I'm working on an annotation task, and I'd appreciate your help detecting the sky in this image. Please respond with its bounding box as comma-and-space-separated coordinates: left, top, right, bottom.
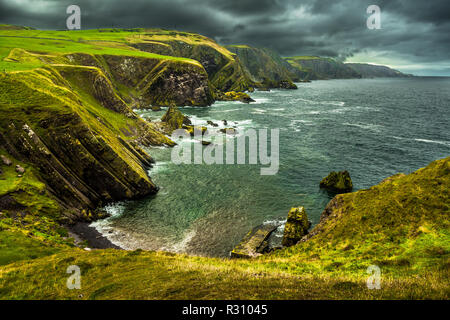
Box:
1, 0, 449, 76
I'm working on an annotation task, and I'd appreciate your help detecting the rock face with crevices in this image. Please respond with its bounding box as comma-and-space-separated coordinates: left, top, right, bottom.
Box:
0, 66, 173, 222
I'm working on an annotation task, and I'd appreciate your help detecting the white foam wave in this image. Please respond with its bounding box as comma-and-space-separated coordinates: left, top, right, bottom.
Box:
343, 122, 382, 132
414, 139, 450, 146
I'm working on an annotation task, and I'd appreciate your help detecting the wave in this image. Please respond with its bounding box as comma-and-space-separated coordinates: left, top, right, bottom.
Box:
148, 161, 170, 174
414, 138, 450, 147
251, 108, 266, 114
252, 98, 270, 104
209, 108, 241, 113
162, 229, 197, 253
343, 122, 383, 132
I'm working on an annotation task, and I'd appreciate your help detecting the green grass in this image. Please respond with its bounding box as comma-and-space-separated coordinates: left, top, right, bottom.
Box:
0, 29, 203, 72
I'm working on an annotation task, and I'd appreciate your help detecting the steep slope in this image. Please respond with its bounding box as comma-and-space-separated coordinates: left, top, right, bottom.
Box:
0, 65, 173, 223
285, 56, 361, 80
226, 45, 297, 89
346, 63, 412, 78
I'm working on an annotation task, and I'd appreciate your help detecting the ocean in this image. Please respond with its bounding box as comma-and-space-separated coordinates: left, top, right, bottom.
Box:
91, 77, 450, 257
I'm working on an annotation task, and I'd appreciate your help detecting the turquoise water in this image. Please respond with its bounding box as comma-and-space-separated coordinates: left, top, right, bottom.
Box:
92, 77, 450, 257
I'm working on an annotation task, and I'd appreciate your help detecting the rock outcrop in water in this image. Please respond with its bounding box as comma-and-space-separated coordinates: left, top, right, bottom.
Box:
320, 171, 353, 193
161, 106, 192, 133
230, 224, 278, 259
218, 91, 255, 103
282, 207, 311, 247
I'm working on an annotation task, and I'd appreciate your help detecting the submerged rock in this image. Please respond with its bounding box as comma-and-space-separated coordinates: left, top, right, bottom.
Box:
151, 106, 162, 111
282, 207, 311, 247
231, 224, 278, 259
320, 171, 353, 193
206, 120, 218, 127
220, 128, 237, 135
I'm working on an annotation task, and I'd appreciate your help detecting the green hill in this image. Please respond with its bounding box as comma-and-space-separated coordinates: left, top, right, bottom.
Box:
285, 56, 361, 80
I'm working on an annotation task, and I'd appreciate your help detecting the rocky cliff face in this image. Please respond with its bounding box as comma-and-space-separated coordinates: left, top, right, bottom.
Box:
285, 56, 361, 80
65, 53, 214, 107
0, 65, 173, 222
226, 45, 297, 89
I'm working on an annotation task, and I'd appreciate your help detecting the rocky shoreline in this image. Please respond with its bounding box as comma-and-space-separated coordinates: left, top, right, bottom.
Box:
68, 222, 122, 250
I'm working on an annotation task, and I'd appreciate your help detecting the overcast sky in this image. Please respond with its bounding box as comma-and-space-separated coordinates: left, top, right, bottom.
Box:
1, 0, 449, 75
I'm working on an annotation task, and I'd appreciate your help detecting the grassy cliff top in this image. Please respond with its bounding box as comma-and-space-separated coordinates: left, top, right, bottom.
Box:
0, 27, 212, 72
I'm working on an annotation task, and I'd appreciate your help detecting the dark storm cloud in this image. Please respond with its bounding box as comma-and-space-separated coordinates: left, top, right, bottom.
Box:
0, 0, 449, 75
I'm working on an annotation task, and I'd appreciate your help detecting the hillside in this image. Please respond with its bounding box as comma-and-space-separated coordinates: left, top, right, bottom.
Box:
285, 56, 361, 80
226, 45, 297, 89
346, 63, 412, 78
285, 56, 412, 80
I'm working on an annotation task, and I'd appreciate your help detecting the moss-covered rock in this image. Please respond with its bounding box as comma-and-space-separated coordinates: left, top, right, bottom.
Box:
320, 171, 353, 193
218, 91, 255, 103
183, 125, 207, 136
282, 206, 311, 247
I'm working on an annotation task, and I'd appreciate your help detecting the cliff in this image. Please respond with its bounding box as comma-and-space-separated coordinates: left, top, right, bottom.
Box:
286, 56, 412, 80
0, 64, 174, 223
128, 30, 253, 92
285, 56, 361, 80
345, 63, 413, 78
1, 157, 448, 299
226, 45, 297, 89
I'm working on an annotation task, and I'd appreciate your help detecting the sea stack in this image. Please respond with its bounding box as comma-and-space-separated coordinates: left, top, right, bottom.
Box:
282, 206, 311, 247
319, 171, 353, 193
